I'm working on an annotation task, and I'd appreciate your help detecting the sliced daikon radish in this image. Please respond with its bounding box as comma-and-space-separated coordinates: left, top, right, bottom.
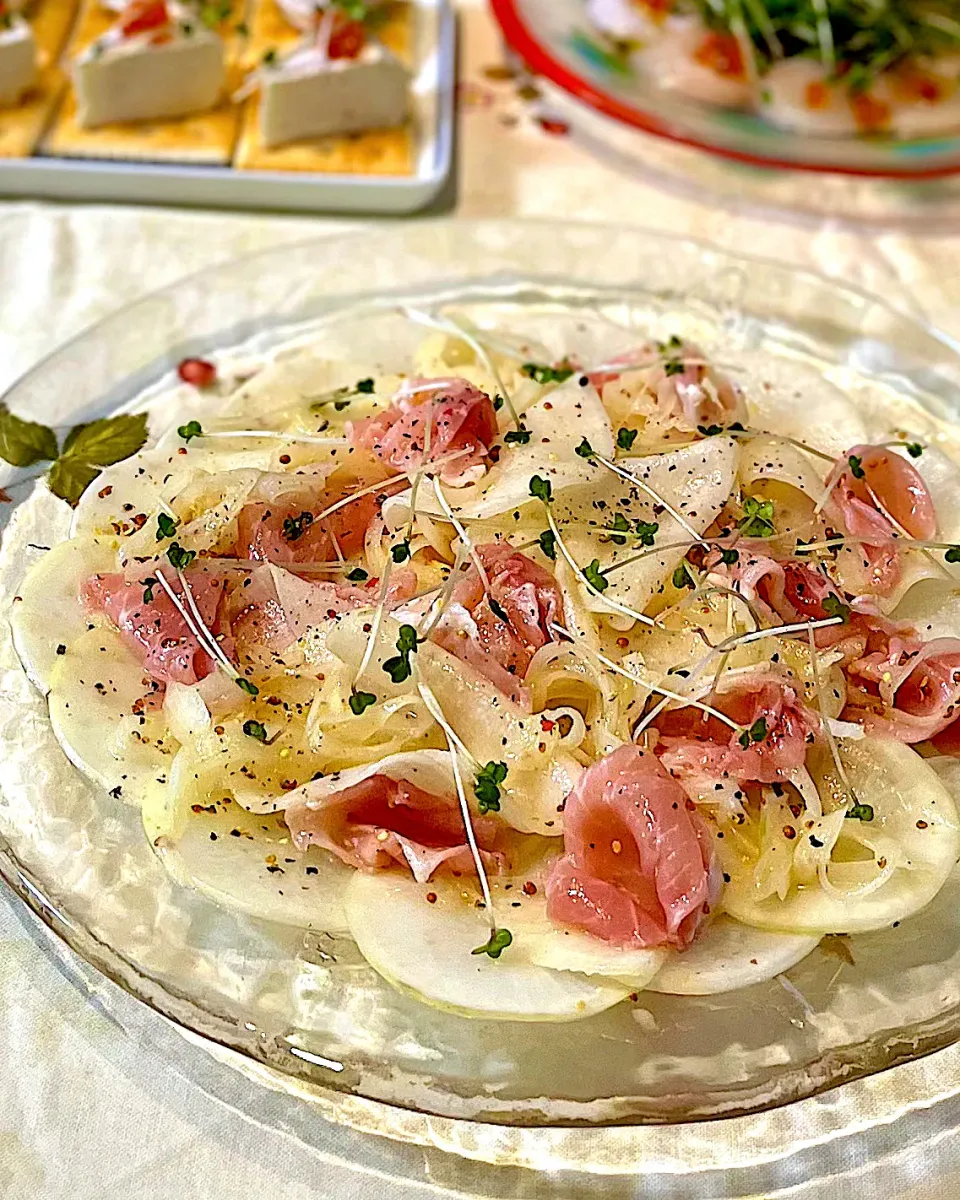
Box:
722, 739, 960, 935
344, 873, 631, 1021
11, 534, 117, 692
70, 442, 272, 543
47, 626, 174, 803
152, 791, 352, 935
645, 917, 820, 995
493, 879, 666, 985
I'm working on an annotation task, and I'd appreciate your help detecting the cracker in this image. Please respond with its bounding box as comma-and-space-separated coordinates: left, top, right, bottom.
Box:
43, 0, 245, 163
234, 0, 414, 175
0, 0, 78, 159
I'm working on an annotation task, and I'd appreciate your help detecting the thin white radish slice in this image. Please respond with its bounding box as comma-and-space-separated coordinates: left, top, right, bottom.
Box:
344, 872, 631, 1021
47, 626, 174, 804
645, 916, 820, 995
11, 534, 116, 692
721, 739, 960, 935
150, 779, 352, 935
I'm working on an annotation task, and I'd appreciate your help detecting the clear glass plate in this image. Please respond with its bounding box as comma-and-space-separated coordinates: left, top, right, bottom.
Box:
4, 220, 960, 1172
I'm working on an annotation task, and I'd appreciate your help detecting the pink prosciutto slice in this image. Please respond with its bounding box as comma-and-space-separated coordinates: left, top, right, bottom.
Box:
236, 476, 385, 565
706, 545, 848, 626
656, 675, 818, 785
826, 444, 937, 594
591, 340, 745, 433
83, 566, 229, 686
546, 746, 715, 949
431, 543, 562, 707
844, 632, 960, 744
285, 774, 504, 883
228, 564, 416, 665
348, 377, 498, 486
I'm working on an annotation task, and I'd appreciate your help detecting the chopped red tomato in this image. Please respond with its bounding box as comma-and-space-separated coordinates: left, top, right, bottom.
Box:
119, 0, 169, 37
546, 746, 716, 949
694, 32, 745, 80
850, 90, 892, 133
328, 12, 366, 59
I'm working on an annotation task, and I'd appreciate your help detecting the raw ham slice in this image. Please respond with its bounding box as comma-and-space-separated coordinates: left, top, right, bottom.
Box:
229, 564, 417, 663
431, 543, 562, 707
545, 746, 715, 949
825, 444, 937, 594
83, 566, 229, 686
236, 482, 381, 561
594, 341, 746, 435
844, 633, 960, 744
285, 774, 503, 883
656, 675, 818, 785
348, 377, 498, 486
706, 546, 846, 625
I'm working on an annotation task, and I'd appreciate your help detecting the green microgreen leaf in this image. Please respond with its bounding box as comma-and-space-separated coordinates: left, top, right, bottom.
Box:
848, 454, 865, 480
391, 540, 411, 564
538, 529, 557, 560
382, 624, 419, 684
635, 520, 658, 547
282, 511, 314, 542
349, 690, 377, 715
355, 377, 375, 393
166, 542, 196, 570
243, 719, 268, 742
738, 495, 776, 538
178, 420, 203, 442
347, 567, 368, 582
529, 475, 552, 504
471, 928, 513, 959
720, 548, 740, 565
474, 760, 507, 814
738, 717, 768, 749
522, 363, 574, 386
236, 678, 260, 696
503, 427, 531, 446
616, 427, 638, 452
846, 802, 874, 822
156, 512, 178, 541
673, 562, 694, 589
583, 558, 608, 593
575, 438, 595, 459
610, 512, 631, 546
823, 594, 851, 623
142, 577, 158, 604
946, 546, 960, 564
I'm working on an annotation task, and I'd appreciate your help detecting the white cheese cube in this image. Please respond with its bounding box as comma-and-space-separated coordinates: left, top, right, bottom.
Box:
74, 29, 225, 127
0, 16, 38, 107
260, 47, 409, 147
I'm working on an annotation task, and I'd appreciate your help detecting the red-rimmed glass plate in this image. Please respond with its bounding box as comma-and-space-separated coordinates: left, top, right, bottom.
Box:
491, 0, 960, 179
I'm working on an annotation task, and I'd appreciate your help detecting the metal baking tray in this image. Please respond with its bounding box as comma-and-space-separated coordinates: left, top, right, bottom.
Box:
0, 0, 454, 214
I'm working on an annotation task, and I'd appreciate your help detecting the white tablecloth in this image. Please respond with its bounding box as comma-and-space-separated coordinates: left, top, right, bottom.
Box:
4, 4, 960, 1196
